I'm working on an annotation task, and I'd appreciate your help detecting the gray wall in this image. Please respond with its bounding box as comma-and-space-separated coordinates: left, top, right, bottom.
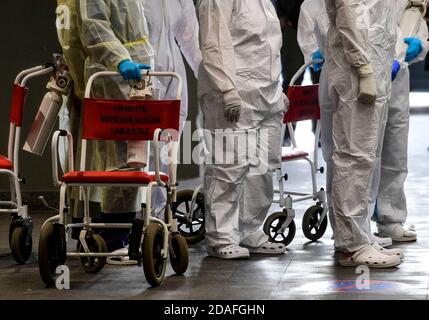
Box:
410, 61, 429, 92
0, 1, 60, 193
0, 1, 199, 198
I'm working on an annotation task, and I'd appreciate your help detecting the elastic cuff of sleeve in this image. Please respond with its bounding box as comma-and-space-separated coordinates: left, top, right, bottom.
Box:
223, 88, 241, 105
357, 64, 374, 77
118, 59, 130, 67
113, 55, 132, 71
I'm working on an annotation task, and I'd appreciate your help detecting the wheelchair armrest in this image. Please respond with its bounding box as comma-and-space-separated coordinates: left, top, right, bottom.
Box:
152, 128, 166, 187
51, 130, 74, 186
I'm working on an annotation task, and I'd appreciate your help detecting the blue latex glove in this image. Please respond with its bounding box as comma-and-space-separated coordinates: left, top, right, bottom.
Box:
118, 60, 151, 80
404, 37, 423, 63
311, 50, 324, 72
391, 59, 400, 81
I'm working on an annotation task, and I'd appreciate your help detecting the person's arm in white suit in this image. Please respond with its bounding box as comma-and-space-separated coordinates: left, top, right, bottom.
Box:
335, 0, 376, 104
79, 0, 131, 70
409, 17, 429, 64
177, 0, 202, 78
197, 0, 237, 95
297, 3, 318, 63
334, 0, 370, 68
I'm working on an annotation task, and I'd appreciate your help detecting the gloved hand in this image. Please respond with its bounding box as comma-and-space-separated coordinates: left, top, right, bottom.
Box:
283, 93, 289, 113
223, 89, 242, 123
311, 50, 324, 72
118, 59, 151, 80
357, 64, 377, 105
404, 37, 423, 63
391, 60, 401, 81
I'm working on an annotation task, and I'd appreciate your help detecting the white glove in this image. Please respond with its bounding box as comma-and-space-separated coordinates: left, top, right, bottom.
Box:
283, 93, 289, 113
357, 64, 377, 105
223, 89, 242, 123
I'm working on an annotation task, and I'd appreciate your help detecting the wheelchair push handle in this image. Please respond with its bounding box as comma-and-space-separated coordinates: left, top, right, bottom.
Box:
289, 59, 324, 87
85, 71, 183, 100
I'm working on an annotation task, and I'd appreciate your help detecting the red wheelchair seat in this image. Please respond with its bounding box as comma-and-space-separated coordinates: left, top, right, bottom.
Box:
0, 155, 13, 170
282, 148, 309, 161
62, 170, 169, 184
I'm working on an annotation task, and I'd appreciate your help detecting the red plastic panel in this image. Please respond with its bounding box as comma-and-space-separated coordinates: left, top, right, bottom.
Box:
9, 84, 28, 127
0, 155, 13, 170
62, 170, 169, 184
82, 98, 181, 141
284, 85, 320, 123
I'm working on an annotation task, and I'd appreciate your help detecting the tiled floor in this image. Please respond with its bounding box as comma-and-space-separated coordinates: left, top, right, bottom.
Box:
0, 114, 428, 300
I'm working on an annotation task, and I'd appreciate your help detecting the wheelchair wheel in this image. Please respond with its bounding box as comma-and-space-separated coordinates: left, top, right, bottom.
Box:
143, 223, 167, 287
38, 222, 66, 287
302, 205, 328, 241
263, 212, 296, 246
169, 233, 188, 275
10, 226, 32, 264
79, 234, 107, 274
172, 190, 205, 244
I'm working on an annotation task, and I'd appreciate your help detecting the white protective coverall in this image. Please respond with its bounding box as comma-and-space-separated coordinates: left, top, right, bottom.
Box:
145, 0, 201, 128
78, 0, 154, 213
324, 0, 397, 253
299, 0, 429, 242
297, 0, 330, 65
297, 0, 335, 230
144, 0, 202, 208
197, 0, 285, 248
370, 0, 429, 233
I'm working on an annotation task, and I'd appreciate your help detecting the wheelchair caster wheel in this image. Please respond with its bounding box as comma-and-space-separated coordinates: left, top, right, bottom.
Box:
172, 190, 205, 244
79, 234, 107, 274
143, 223, 167, 287
10, 226, 32, 264
302, 205, 327, 241
169, 233, 188, 275
38, 222, 66, 287
263, 212, 296, 246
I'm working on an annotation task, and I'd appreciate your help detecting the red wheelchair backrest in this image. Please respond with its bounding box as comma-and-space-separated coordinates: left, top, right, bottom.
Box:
284, 84, 320, 124
9, 84, 28, 127
82, 98, 181, 141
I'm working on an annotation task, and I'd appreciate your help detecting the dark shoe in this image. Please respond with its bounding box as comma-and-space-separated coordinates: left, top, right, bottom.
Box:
99, 212, 136, 252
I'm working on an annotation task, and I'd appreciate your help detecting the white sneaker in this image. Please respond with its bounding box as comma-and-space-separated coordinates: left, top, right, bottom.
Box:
338, 244, 402, 268
371, 234, 392, 248
372, 242, 404, 260
107, 248, 138, 266
246, 241, 286, 254
207, 245, 250, 259
377, 223, 417, 242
